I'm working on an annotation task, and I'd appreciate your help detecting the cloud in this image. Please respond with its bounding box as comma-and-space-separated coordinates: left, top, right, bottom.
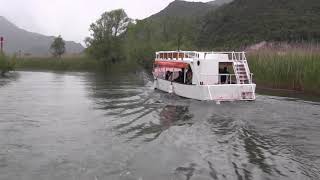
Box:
0, 0, 210, 44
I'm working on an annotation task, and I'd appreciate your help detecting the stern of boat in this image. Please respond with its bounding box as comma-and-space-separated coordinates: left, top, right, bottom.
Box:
205, 84, 256, 101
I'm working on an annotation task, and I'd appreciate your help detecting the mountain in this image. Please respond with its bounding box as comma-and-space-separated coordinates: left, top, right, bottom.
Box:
0, 16, 84, 56
148, 0, 220, 20
197, 0, 320, 49
208, 0, 234, 6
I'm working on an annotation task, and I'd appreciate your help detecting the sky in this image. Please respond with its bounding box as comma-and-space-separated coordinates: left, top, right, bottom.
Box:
0, 0, 211, 45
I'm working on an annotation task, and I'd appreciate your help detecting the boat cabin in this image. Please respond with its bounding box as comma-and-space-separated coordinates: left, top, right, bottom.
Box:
153, 51, 253, 86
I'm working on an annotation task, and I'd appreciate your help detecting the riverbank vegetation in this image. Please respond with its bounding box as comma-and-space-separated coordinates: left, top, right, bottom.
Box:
0, 53, 15, 76
14, 56, 140, 73
248, 50, 320, 95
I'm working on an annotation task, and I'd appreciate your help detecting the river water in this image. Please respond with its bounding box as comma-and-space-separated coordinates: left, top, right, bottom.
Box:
0, 71, 320, 180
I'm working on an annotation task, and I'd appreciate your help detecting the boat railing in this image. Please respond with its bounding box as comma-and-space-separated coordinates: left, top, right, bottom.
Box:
156, 51, 247, 61
156, 51, 198, 61
200, 73, 254, 85
204, 51, 247, 61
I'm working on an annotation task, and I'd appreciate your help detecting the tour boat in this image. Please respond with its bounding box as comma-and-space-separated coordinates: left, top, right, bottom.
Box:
152, 51, 256, 101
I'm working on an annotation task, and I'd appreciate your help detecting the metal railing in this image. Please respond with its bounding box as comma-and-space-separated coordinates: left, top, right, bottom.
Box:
203, 51, 247, 61
199, 73, 254, 85
155, 51, 198, 60
155, 51, 248, 62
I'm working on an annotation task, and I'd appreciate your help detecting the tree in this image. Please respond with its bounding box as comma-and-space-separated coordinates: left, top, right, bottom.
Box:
50, 35, 65, 57
85, 9, 131, 65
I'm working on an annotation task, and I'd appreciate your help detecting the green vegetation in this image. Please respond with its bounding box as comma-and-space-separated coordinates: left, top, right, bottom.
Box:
124, 17, 198, 69
85, 9, 131, 67
50, 35, 66, 57
0, 53, 15, 76
14, 56, 140, 73
248, 51, 320, 95
198, 0, 320, 49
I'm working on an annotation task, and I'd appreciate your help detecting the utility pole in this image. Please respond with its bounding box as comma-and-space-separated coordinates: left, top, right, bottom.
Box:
0, 36, 4, 53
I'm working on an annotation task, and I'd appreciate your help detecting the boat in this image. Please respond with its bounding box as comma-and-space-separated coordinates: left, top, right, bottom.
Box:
152, 51, 256, 101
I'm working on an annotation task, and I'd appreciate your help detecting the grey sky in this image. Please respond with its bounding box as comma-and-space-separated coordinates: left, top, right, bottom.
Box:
0, 0, 210, 44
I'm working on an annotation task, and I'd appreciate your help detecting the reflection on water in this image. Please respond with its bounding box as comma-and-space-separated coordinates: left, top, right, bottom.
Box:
0, 71, 320, 180
0, 72, 19, 87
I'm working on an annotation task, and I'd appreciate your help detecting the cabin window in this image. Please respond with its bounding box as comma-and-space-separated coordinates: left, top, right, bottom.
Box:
218, 62, 235, 84
153, 64, 193, 85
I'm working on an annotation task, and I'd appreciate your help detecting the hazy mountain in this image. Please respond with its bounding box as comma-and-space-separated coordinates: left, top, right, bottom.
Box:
0, 16, 84, 56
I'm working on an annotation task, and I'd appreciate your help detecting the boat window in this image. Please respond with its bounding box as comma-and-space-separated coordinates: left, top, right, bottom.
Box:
218, 62, 235, 84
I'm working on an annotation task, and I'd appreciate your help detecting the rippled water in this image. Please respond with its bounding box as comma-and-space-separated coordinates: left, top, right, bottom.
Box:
0, 71, 320, 180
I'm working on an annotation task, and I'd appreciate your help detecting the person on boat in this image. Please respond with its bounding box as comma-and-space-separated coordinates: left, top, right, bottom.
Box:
186, 67, 193, 85
221, 66, 229, 84
165, 71, 172, 80
174, 71, 184, 83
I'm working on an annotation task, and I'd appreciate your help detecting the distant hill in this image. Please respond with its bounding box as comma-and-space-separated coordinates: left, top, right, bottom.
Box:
198, 0, 320, 49
0, 16, 84, 56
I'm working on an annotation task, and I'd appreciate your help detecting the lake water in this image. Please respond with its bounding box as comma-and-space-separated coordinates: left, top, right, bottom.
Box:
0, 71, 320, 180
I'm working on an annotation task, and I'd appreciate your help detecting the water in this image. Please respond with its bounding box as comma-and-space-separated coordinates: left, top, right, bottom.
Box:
0, 71, 320, 180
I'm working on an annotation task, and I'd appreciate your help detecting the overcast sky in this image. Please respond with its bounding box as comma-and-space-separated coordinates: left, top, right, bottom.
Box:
0, 0, 211, 45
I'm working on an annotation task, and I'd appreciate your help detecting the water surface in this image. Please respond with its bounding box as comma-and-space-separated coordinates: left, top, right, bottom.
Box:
0, 71, 320, 180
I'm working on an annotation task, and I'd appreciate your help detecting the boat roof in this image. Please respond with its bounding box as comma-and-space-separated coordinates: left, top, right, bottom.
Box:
155, 50, 246, 54
155, 51, 247, 62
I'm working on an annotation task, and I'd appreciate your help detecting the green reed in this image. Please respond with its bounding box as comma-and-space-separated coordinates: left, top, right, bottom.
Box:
14, 56, 141, 73
248, 50, 320, 94
0, 53, 15, 76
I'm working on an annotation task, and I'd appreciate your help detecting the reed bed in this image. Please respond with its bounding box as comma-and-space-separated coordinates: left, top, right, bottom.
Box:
15, 57, 99, 71
248, 50, 320, 95
14, 56, 141, 73
0, 53, 15, 76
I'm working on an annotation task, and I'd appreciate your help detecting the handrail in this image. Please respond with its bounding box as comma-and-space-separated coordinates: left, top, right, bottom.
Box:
155, 51, 247, 61
199, 74, 241, 85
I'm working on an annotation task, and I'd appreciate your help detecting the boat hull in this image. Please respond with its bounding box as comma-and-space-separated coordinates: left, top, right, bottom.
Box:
154, 78, 256, 101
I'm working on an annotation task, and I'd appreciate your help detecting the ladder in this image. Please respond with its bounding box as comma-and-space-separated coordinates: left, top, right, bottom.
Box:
232, 52, 251, 84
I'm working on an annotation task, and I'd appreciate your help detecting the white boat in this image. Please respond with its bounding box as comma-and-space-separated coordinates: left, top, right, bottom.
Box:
152, 51, 256, 101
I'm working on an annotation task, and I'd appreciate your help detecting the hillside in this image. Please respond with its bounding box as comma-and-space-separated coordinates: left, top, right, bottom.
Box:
148, 0, 234, 20
197, 0, 320, 49
0, 16, 84, 56
208, 0, 234, 6
148, 0, 215, 20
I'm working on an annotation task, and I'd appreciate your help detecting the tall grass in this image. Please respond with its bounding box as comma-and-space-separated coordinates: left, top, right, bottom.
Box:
248, 50, 320, 95
0, 53, 15, 76
14, 56, 141, 73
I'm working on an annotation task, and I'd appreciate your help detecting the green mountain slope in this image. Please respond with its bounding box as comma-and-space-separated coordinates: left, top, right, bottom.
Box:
198, 0, 320, 49
148, 0, 216, 20
208, 0, 234, 6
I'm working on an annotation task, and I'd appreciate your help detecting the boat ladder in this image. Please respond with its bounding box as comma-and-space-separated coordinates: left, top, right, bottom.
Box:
232, 52, 251, 84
